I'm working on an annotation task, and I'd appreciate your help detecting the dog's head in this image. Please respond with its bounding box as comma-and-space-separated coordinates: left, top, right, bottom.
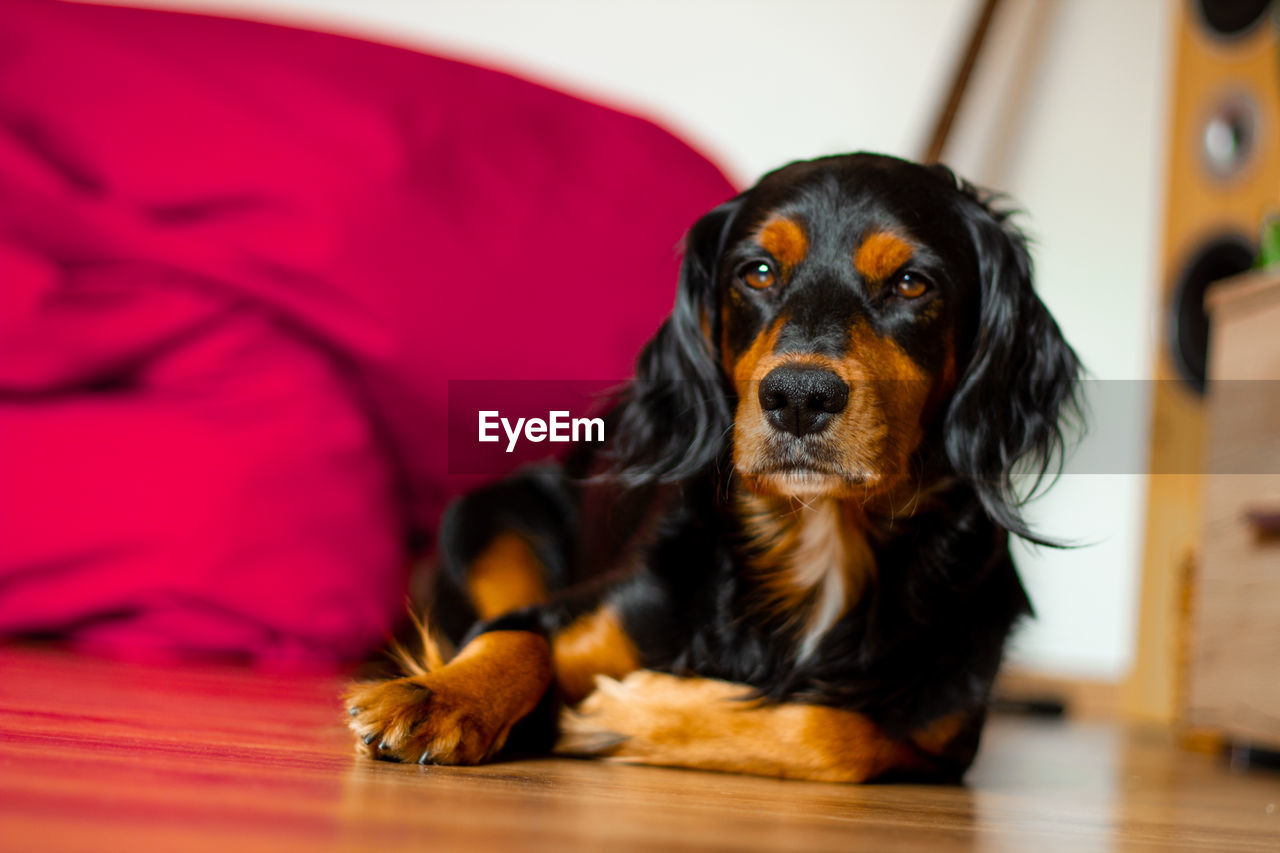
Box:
613, 153, 1080, 542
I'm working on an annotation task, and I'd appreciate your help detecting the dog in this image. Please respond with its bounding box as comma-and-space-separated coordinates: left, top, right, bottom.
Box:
346, 152, 1081, 783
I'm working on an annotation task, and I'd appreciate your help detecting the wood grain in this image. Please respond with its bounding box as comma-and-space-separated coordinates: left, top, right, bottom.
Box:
1, 647, 1278, 851
1186, 271, 1280, 748
1127, 0, 1280, 725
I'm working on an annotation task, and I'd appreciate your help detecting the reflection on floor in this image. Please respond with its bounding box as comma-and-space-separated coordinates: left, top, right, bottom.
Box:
0, 648, 1277, 851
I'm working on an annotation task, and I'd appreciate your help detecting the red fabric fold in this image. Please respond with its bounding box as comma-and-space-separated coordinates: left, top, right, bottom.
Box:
0, 0, 735, 666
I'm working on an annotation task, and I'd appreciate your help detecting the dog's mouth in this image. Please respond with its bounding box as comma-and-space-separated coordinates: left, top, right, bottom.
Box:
731, 378, 902, 500
741, 462, 880, 499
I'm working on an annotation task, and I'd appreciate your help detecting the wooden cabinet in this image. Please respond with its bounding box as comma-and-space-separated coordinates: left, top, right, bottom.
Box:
1185, 271, 1280, 748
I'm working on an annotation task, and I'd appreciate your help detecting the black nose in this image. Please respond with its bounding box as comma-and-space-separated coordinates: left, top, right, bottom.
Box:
758, 366, 849, 437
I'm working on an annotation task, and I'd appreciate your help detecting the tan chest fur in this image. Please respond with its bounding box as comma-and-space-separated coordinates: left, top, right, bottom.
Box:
737, 493, 877, 660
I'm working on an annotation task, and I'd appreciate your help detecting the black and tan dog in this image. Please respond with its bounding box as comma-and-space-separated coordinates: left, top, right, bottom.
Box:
347, 153, 1081, 783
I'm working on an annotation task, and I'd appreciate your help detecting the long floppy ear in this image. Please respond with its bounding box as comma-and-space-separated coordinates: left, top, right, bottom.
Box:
942, 180, 1083, 546
608, 197, 743, 485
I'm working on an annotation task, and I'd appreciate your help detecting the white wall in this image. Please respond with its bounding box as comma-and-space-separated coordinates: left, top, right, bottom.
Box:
940, 0, 1172, 680
110, 0, 984, 184
109, 0, 1172, 680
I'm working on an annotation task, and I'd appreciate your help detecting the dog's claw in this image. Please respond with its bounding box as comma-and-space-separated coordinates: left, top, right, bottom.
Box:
346, 673, 509, 766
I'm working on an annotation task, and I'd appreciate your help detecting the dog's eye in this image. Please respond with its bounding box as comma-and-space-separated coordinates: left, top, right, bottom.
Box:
738, 261, 777, 290
893, 271, 930, 299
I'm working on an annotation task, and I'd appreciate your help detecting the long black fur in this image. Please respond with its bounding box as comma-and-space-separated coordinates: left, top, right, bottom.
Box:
939, 173, 1083, 545
431, 153, 1082, 781
607, 197, 743, 485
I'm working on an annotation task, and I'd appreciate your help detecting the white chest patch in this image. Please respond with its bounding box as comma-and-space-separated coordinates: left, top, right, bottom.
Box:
786, 500, 875, 662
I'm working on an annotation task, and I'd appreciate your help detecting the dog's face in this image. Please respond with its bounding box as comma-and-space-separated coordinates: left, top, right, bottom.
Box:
715, 157, 980, 500
615, 153, 1079, 541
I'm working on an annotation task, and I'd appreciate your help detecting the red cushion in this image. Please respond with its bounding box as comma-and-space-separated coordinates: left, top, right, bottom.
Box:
0, 0, 735, 667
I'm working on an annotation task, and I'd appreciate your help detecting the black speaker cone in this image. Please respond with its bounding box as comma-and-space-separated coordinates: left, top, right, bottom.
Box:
1169, 234, 1256, 392
1193, 0, 1275, 39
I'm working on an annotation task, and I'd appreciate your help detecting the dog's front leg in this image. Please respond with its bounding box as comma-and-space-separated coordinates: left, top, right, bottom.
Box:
559, 670, 965, 783
346, 630, 552, 765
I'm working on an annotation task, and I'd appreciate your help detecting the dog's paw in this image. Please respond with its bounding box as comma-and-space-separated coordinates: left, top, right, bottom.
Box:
556, 670, 756, 762
345, 674, 510, 765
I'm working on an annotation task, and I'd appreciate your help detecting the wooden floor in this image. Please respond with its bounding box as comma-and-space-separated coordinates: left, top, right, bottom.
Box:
1, 648, 1277, 852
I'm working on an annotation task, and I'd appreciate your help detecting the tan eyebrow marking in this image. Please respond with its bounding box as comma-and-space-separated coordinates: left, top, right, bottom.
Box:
756, 216, 809, 276
853, 230, 913, 282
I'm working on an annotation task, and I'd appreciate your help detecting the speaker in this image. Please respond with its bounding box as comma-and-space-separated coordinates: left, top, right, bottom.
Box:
1126, 0, 1280, 722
